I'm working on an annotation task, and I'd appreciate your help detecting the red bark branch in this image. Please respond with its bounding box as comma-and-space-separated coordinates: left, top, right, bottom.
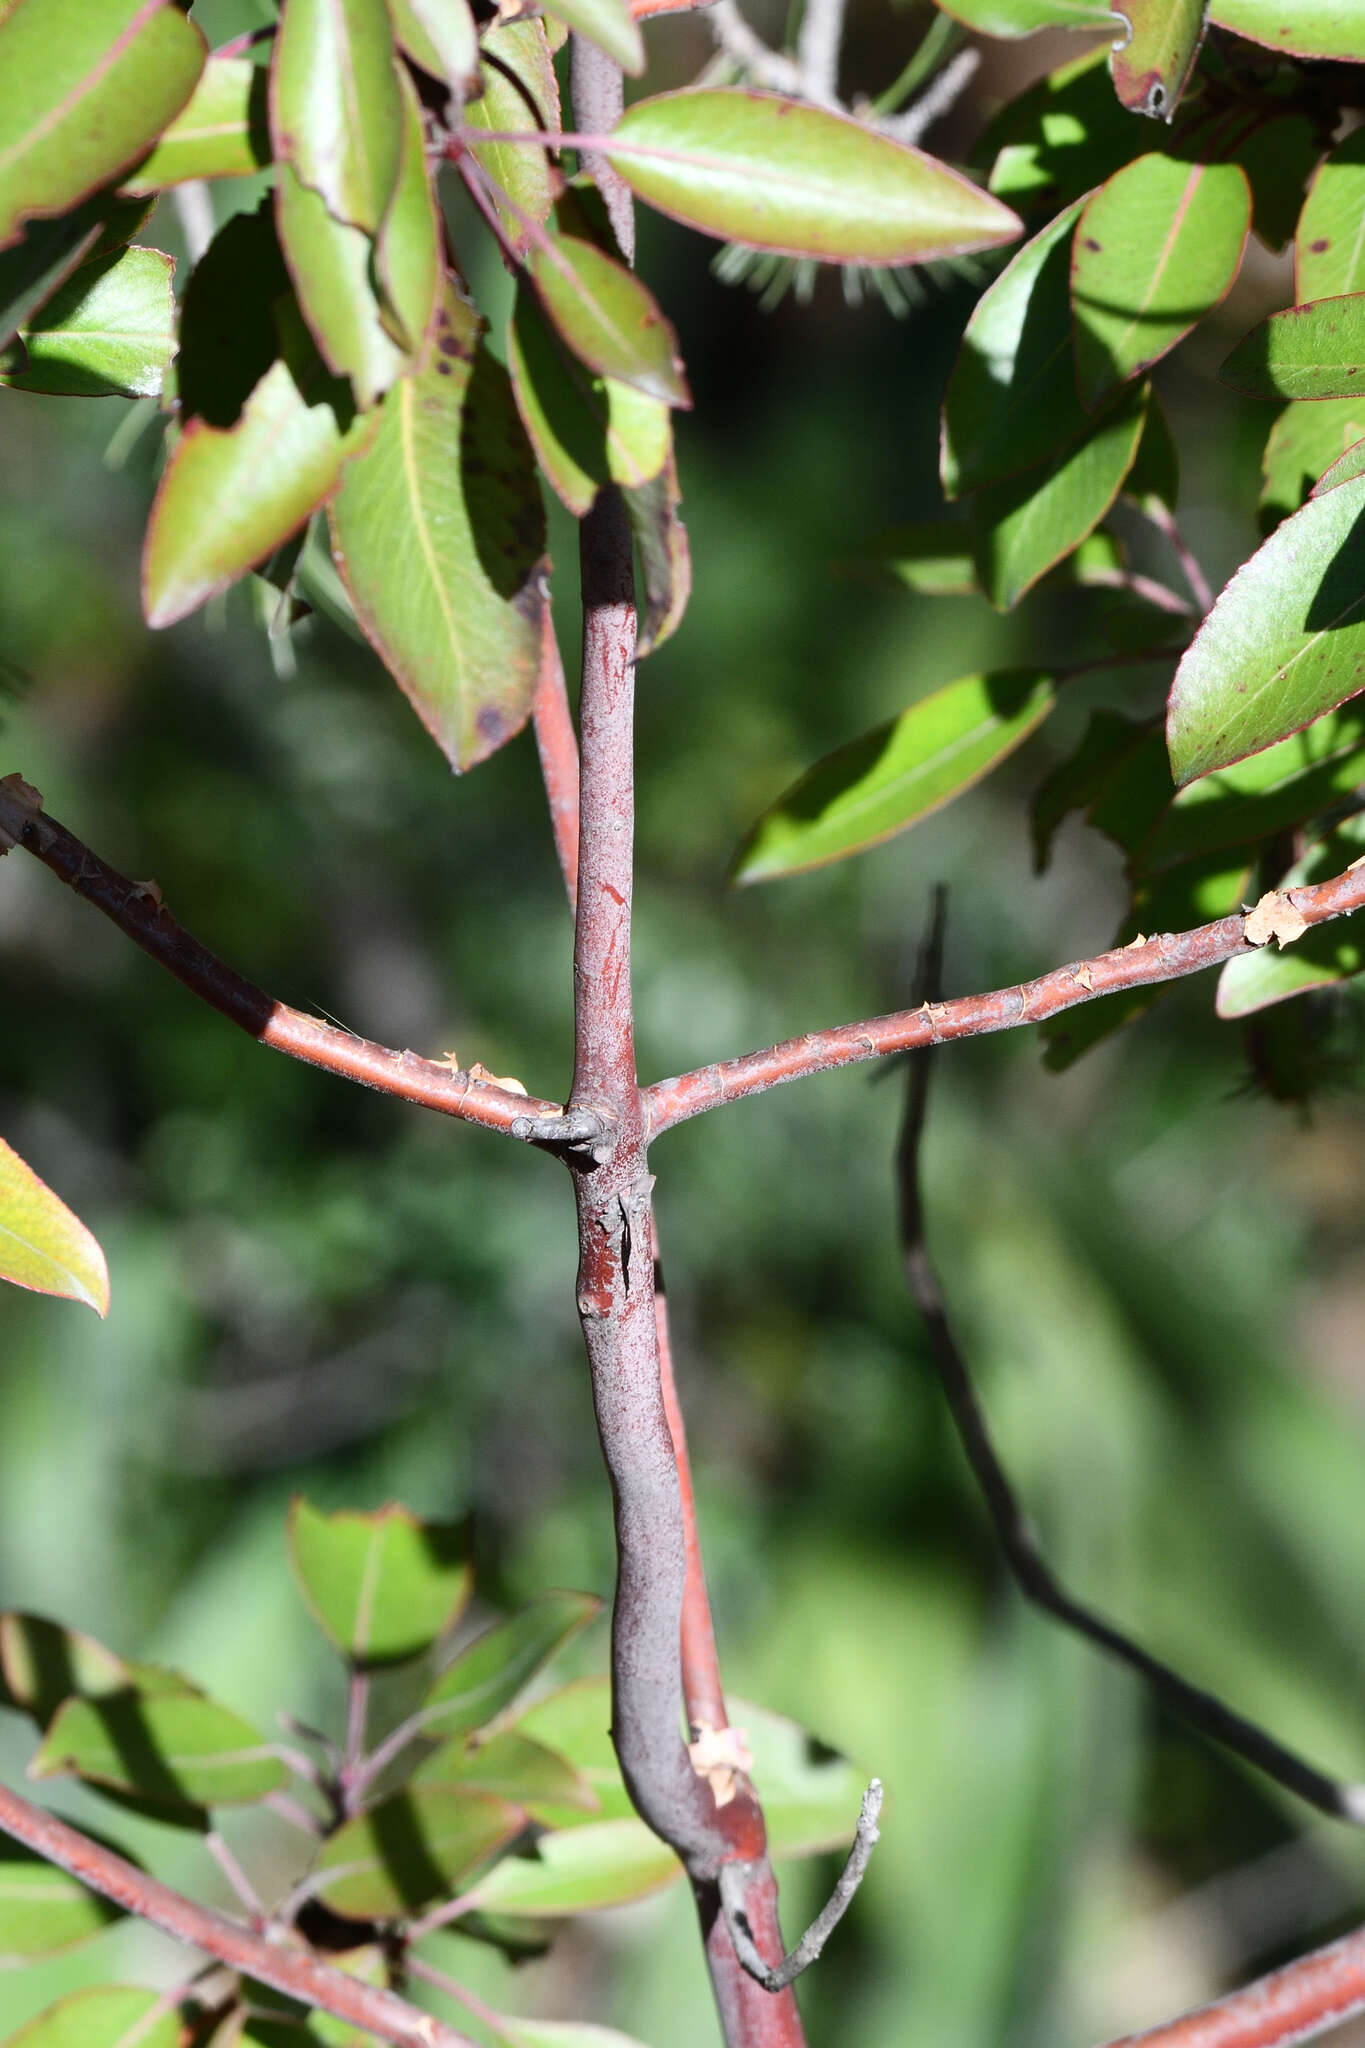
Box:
643, 865, 1365, 1136
0, 774, 571, 1144
0, 1780, 476, 2048
533, 614, 581, 914
653, 1219, 727, 1737
1099, 1919, 1365, 2048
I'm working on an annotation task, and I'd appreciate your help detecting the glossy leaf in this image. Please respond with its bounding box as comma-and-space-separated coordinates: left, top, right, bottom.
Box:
1072, 155, 1248, 409
603, 90, 1022, 266
982, 50, 1141, 207
732, 670, 1056, 883
0, 0, 205, 251
0, 194, 148, 349
1221, 295, 1365, 402
942, 200, 1087, 498
0, 1834, 124, 1960
121, 56, 269, 192
0, 1611, 196, 1727
330, 288, 549, 770
463, 1816, 677, 1916
1207, 0, 1365, 60
31, 1691, 288, 1807
937, 0, 1114, 30
309, 1784, 524, 1919
0, 1137, 108, 1315
624, 449, 691, 657
1167, 473, 1365, 782
389, 0, 479, 101
1297, 130, 1365, 305
1108, 0, 1206, 117
528, 236, 687, 407
2, 1987, 180, 2048
513, 1681, 634, 1826
270, 0, 401, 235
507, 285, 670, 517
415, 1592, 601, 1744
974, 382, 1147, 608
465, 23, 560, 257
1313, 436, 1365, 496
1150, 702, 1365, 867
1260, 397, 1365, 530
287, 1499, 472, 1666
415, 1730, 598, 1822
541, 0, 643, 74
374, 59, 441, 353
1217, 815, 1365, 1017
497, 2025, 653, 2048
0, 247, 174, 397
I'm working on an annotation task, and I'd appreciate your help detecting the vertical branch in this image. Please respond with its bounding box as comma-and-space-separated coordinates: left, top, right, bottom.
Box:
569, 38, 634, 260
533, 613, 580, 913
653, 1217, 727, 1736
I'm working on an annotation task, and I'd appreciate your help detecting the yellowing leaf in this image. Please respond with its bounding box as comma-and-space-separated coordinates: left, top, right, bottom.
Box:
0, 1137, 108, 1315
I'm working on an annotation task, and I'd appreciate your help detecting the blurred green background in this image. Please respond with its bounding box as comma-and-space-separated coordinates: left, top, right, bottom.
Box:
4, 4, 1365, 2044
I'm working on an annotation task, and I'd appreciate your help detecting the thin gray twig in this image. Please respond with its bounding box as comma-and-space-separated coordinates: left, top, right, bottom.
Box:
707, 1, 802, 93
895, 889, 1365, 1831
718, 1779, 884, 1993
794, 0, 847, 104
881, 47, 981, 144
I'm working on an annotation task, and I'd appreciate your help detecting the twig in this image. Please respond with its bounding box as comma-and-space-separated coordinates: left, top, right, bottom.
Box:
882, 47, 981, 145
263, 1789, 325, 1836
0, 774, 591, 1149
1096, 1917, 1365, 2048
0, 1780, 478, 2048
405, 1955, 506, 2034
205, 1831, 266, 1923
707, 2, 803, 95
718, 1779, 883, 1992
894, 890, 1365, 1829
643, 857, 1365, 1136
794, 0, 847, 105
1145, 502, 1216, 616
654, 1218, 727, 1735
533, 612, 581, 914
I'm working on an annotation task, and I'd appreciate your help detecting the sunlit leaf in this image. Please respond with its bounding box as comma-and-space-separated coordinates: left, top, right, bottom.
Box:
1297, 129, 1365, 305
465, 22, 560, 257
1221, 294, 1365, 402
941, 200, 1086, 498
732, 670, 1056, 883
1167, 473, 1365, 782
271, 0, 401, 235
120, 55, 269, 192
1108, 0, 1207, 118
1072, 155, 1248, 409
1207, 0, 1365, 60
0, 246, 175, 398
374, 60, 441, 354
974, 382, 1147, 608
624, 448, 691, 657
462, 1816, 677, 1916
329, 285, 549, 770
603, 90, 1022, 266
0, 0, 205, 251
415, 1593, 601, 1744
936, 0, 1114, 31
512, 1681, 634, 1827
1260, 397, 1365, 530
497, 2023, 654, 2048
0, 1832, 128, 1961
0, 1611, 197, 1727
1151, 702, 1365, 866
415, 1730, 598, 1823
1217, 814, 1365, 1017
541, 0, 643, 73
1312, 436, 1365, 496
507, 285, 670, 518
527, 235, 687, 408
981, 49, 1141, 207
287, 1499, 472, 1666
2, 1986, 180, 2048
389, 0, 479, 102
0, 1137, 108, 1316
0, 193, 149, 349
310, 1784, 524, 1919
31, 1692, 288, 1807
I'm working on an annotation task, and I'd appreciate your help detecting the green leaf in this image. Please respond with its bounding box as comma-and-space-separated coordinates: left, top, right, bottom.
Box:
1207, 0, 1365, 59
0, 0, 205, 251
415, 1593, 601, 1744
1217, 814, 1365, 1018
1167, 472, 1365, 782
389, 0, 479, 102
981, 49, 1143, 207
1124, 387, 1180, 510
374, 58, 441, 354
512, 1681, 635, 1826
465, 23, 560, 257
329, 286, 550, 771
1149, 701, 1365, 867
1312, 435, 1365, 496
732, 669, 1056, 884
2, 1987, 180, 2048
603, 89, 1022, 266
1296, 129, 1365, 304
1221, 295, 1365, 402
973, 381, 1148, 609
624, 448, 691, 657
287, 1499, 472, 1666
0, 1611, 196, 1726
507, 285, 669, 518
1072, 154, 1248, 409
527, 235, 688, 408
1108, 0, 1207, 118
1260, 397, 1365, 530
941, 199, 1087, 498
309, 1784, 524, 1920
0, 193, 148, 349
462, 1816, 678, 1916
496, 2024, 653, 2048
0, 246, 174, 397
0, 1833, 125, 1961
0, 1137, 108, 1315
937, 0, 1115, 31
415, 1730, 598, 1823
541, 0, 643, 74
1031, 709, 1153, 868
270, 0, 401, 235
853, 521, 978, 595
31, 1692, 289, 1807
120, 55, 270, 192
1231, 114, 1319, 254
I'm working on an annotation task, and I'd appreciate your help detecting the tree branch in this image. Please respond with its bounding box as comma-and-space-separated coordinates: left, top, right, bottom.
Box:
533, 614, 581, 914
718, 1780, 883, 1993
0, 1780, 477, 2048
894, 889, 1365, 1828
1096, 1917, 1365, 2048
0, 773, 594, 1149
643, 862, 1365, 1137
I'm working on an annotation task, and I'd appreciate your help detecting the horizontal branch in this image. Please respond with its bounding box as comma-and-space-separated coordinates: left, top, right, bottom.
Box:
0, 775, 592, 1148
1100, 1917, 1365, 2048
0, 1779, 476, 2048
643, 863, 1365, 1136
